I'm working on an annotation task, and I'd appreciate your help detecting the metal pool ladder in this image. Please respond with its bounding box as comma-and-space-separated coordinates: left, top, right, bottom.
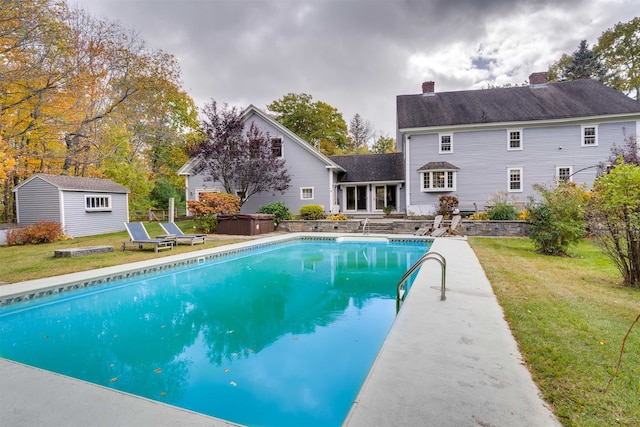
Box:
362, 218, 370, 235
396, 251, 446, 312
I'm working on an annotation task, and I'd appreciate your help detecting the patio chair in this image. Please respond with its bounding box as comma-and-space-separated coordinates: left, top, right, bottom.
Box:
444, 215, 464, 236
159, 222, 206, 246
122, 222, 174, 252
414, 215, 443, 236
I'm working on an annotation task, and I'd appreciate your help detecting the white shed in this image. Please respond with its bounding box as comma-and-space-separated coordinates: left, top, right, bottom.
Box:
12, 174, 130, 238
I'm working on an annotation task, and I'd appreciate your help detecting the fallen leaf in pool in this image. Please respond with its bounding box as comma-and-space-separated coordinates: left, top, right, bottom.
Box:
229, 381, 237, 387
109, 377, 118, 383
154, 368, 162, 374
224, 369, 230, 373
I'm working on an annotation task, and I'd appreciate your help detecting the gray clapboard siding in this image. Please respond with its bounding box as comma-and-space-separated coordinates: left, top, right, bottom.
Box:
182, 106, 341, 216
407, 121, 636, 212
15, 179, 61, 224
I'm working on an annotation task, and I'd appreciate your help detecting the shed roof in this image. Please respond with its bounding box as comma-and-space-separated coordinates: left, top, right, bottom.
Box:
329, 153, 404, 183
397, 79, 640, 130
13, 174, 129, 193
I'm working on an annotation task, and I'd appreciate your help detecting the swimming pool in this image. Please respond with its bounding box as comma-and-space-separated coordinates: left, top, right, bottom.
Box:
0, 236, 431, 426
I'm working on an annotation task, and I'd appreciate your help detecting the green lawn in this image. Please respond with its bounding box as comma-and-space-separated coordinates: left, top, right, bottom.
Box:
0, 221, 246, 284
469, 237, 640, 427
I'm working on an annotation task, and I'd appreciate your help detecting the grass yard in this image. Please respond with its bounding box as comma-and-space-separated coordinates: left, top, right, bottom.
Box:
469, 237, 640, 427
0, 221, 246, 284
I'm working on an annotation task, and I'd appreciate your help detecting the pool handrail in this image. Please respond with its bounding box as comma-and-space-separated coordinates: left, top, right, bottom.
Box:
396, 251, 446, 312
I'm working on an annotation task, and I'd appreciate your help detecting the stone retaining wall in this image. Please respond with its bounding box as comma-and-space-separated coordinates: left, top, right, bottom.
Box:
279, 219, 529, 237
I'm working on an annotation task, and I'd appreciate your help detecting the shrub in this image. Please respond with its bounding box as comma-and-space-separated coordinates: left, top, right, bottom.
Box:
299, 204, 325, 220
6, 221, 64, 245
488, 204, 518, 220
258, 201, 293, 226
526, 181, 587, 256
326, 213, 349, 220
469, 212, 489, 220
187, 192, 241, 233
518, 209, 530, 221
585, 162, 640, 286
437, 195, 458, 218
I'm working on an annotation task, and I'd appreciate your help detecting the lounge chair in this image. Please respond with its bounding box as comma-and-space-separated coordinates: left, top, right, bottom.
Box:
122, 222, 174, 252
444, 215, 464, 236
159, 222, 206, 246
414, 215, 443, 236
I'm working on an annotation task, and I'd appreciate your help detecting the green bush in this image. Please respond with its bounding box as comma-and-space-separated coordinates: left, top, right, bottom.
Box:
258, 201, 293, 226
299, 204, 325, 220
527, 182, 587, 255
488, 204, 518, 220
6, 221, 65, 245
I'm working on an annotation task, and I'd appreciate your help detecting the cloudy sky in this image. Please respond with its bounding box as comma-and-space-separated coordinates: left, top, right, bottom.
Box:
72, 0, 636, 139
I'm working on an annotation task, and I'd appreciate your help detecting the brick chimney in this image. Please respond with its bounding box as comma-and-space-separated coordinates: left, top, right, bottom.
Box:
529, 72, 548, 87
422, 81, 435, 96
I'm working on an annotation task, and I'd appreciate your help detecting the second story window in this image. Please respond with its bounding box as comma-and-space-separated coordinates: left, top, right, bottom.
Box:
582, 125, 598, 146
439, 134, 453, 153
271, 137, 283, 157
508, 130, 522, 150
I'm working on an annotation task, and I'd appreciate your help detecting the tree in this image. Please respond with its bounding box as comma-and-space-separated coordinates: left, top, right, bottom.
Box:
604, 132, 640, 166
370, 135, 395, 154
191, 101, 291, 206
596, 17, 640, 100
586, 161, 640, 286
548, 40, 606, 82
267, 93, 348, 155
347, 113, 372, 153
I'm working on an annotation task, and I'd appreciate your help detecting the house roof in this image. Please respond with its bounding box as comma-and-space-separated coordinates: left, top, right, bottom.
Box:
13, 173, 129, 193
329, 153, 404, 183
178, 105, 345, 175
417, 161, 460, 171
397, 79, 640, 130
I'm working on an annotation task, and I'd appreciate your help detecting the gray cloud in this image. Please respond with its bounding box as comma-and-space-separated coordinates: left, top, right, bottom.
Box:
73, 0, 637, 138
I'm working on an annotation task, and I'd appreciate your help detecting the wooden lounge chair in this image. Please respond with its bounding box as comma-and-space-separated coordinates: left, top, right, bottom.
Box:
159, 222, 206, 245
444, 215, 464, 236
414, 215, 443, 236
122, 222, 174, 252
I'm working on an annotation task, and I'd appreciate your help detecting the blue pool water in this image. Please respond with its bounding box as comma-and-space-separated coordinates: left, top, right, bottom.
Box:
0, 238, 430, 426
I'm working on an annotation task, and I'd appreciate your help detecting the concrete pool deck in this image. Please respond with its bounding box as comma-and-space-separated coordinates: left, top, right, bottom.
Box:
0, 233, 560, 426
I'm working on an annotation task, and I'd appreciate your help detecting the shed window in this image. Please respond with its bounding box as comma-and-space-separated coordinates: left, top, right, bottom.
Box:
85, 195, 111, 211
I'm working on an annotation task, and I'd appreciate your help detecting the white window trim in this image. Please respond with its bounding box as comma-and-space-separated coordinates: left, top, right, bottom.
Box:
507, 129, 523, 151
300, 187, 314, 200
419, 170, 457, 192
439, 133, 453, 154
85, 194, 112, 212
507, 167, 523, 193
556, 166, 573, 182
581, 124, 598, 146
